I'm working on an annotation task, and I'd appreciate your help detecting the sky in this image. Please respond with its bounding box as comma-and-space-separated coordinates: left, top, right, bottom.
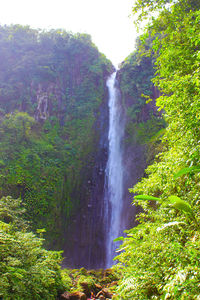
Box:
0, 0, 137, 67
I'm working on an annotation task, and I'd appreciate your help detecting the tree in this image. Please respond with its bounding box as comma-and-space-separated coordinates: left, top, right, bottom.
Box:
0, 196, 65, 299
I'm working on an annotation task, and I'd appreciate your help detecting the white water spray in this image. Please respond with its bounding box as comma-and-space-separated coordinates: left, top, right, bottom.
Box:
105, 72, 125, 268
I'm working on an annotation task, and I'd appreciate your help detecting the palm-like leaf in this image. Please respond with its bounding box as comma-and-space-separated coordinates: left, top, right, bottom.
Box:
114, 236, 124, 242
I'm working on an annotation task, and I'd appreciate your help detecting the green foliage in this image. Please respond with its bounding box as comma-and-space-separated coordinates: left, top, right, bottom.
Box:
0, 196, 29, 231
134, 116, 166, 144
115, 0, 200, 299
168, 196, 194, 217
0, 196, 65, 299
60, 269, 73, 291
135, 194, 196, 221
115, 220, 200, 299
119, 45, 154, 120
118, 37, 164, 147
0, 112, 72, 242
174, 166, 200, 179
60, 268, 118, 297
134, 194, 163, 202
76, 275, 95, 293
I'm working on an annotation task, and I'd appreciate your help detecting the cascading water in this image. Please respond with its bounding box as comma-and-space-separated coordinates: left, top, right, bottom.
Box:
104, 72, 125, 268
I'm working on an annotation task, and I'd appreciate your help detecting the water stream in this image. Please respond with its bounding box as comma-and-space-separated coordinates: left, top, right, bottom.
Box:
104, 72, 125, 268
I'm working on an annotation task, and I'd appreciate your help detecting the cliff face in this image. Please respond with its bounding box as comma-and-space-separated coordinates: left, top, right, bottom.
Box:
0, 25, 114, 260
63, 91, 109, 268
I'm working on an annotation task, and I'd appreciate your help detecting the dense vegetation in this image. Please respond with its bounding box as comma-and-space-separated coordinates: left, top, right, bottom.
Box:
0, 25, 113, 248
118, 37, 165, 148
0, 196, 65, 299
115, 0, 200, 298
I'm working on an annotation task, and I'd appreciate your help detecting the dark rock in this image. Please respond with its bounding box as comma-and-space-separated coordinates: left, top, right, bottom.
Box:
79, 282, 90, 297
102, 288, 113, 299
96, 291, 104, 298
96, 288, 113, 299
71, 292, 87, 300
59, 292, 71, 299
94, 283, 102, 293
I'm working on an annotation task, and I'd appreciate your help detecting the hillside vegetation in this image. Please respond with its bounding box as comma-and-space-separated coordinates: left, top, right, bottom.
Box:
0, 25, 113, 248
115, 0, 200, 298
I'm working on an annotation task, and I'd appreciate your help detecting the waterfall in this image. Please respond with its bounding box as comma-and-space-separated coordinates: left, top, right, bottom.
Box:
104, 72, 125, 268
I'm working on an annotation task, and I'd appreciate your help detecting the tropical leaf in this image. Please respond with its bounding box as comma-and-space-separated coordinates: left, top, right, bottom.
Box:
134, 195, 163, 202
174, 166, 200, 179
168, 196, 193, 215
114, 236, 124, 242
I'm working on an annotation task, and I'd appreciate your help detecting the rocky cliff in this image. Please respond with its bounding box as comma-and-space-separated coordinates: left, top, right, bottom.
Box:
0, 25, 114, 263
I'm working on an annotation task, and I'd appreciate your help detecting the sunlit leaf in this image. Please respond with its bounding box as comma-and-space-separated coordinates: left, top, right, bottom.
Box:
114, 236, 124, 242
174, 166, 200, 179
168, 195, 193, 215
134, 195, 163, 202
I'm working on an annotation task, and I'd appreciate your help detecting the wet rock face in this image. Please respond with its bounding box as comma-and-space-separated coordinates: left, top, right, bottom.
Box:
62, 88, 109, 269
33, 81, 65, 121
36, 84, 49, 120
86, 97, 109, 269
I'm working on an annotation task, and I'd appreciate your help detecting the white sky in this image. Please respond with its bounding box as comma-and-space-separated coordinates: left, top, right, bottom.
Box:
0, 0, 137, 67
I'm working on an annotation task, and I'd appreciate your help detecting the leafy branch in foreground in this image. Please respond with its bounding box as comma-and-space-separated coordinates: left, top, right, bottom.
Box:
114, 191, 200, 299
0, 196, 66, 299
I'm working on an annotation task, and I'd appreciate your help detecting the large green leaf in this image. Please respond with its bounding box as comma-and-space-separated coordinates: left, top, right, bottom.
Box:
168, 196, 193, 215
174, 166, 200, 179
134, 195, 163, 202
114, 236, 124, 242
